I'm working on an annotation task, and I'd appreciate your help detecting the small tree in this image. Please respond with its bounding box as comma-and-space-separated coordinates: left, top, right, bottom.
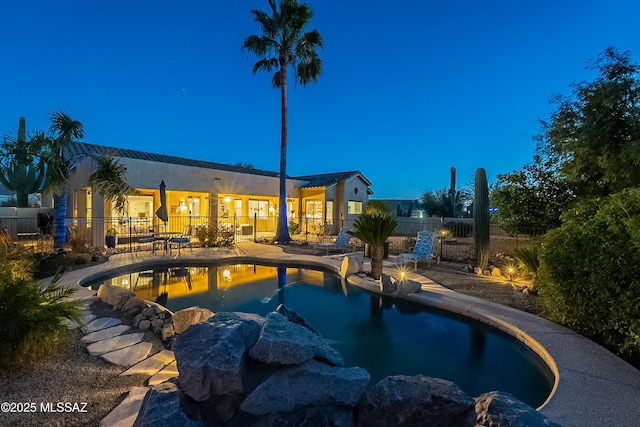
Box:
88, 155, 137, 216
349, 213, 397, 280
544, 46, 640, 201
493, 153, 573, 234
365, 200, 392, 216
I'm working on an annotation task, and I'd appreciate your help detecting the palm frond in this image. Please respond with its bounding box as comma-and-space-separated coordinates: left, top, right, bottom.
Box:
349, 213, 398, 246
252, 58, 280, 74
243, 0, 322, 85
49, 110, 84, 142
88, 155, 137, 215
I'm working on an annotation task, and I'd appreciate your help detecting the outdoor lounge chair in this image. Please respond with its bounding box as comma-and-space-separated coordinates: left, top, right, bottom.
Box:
315, 227, 354, 255
397, 231, 435, 269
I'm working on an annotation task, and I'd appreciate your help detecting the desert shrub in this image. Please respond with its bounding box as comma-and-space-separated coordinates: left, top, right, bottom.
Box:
0, 270, 81, 371
288, 220, 300, 236
195, 224, 235, 247
402, 237, 416, 253
443, 221, 472, 238
513, 244, 541, 277
69, 252, 92, 264
0, 243, 34, 282
536, 189, 640, 360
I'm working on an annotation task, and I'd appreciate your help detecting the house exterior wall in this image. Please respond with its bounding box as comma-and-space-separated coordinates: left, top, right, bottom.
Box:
342, 176, 369, 220
60, 151, 372, 245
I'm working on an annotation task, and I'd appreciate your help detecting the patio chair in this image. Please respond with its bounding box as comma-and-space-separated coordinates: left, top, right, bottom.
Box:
314, 227, 354, 255
397, 231, 436, 269
133, 226, 155, 252
169, 225, 193, 255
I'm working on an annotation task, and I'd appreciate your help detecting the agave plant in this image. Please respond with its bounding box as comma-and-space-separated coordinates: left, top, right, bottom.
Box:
349, 213, 397, 280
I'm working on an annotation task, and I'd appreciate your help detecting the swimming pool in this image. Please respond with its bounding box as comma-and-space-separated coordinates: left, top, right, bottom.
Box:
89, 262, 555, 408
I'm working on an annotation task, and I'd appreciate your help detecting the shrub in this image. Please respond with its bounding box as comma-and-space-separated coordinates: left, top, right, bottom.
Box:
536, 189, 640, 360
195, 224, 235, 247
288, 220, 300, 236
512, 244, 540, 277
0, 270, 81, 371
443, 221, 472, 238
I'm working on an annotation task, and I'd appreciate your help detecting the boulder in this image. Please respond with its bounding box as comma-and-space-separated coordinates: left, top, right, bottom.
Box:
138, 320, 151, 330
241, 359, 370, 416
133, 381, 203, 427
275, 304, 319, 335
358, 375, 476, 427
97, 284, 135, 307
122, 297, 148, 316
380, 275, 396, 294
340, 256, 362, 278
173, 306, 215, 334
395, 279, 422, 296
249, 312, 344, 367
475, 391, 560, 427
174, 312, 265, 401
161, 323, 176, 342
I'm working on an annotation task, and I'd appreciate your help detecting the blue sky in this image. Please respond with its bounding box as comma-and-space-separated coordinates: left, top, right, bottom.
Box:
1, 1, 639, 198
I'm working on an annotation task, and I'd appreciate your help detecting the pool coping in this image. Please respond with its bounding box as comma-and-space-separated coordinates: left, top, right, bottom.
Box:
54, 243, 640, 427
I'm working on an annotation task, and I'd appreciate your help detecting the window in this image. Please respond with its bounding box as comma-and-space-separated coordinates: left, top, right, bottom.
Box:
234, 199, 242, 217
305, 199, 323, 219
249, 199, 269, 218
326, 200, 333, 225
348, 200, 363, 214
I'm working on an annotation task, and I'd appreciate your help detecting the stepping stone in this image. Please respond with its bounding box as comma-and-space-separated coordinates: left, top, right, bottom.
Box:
81, 314, 97, 325
101, 342, 153, 366
63, 319, 82, 329
82, 317, 121, 334
81, 325, 131, 343
99, 386, 148, 427
148, 361, 178, 386
121, 349, 175, 376
86, 333, 145, 356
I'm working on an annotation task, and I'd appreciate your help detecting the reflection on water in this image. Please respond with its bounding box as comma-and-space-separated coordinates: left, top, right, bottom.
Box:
96, 264, 554, 408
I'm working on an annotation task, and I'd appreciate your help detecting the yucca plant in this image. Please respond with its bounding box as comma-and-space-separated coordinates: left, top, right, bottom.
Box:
513, 245, 540, 278
349, 213, 397, 280
0, 268, 81, 372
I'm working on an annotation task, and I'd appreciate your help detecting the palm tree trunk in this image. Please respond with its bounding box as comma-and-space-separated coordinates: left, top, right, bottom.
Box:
370, 246, 385, 280
273, 62, 291, 244
52, 192, 67, 252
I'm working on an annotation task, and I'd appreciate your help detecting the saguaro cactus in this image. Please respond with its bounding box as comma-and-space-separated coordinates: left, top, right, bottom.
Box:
474, 168, 490, 270
442, 167, 459, 217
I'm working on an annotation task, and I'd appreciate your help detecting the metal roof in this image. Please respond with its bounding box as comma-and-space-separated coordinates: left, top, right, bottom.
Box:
66, 142, 281, 178
65, 143, 374, 193
292, 170, 372, 189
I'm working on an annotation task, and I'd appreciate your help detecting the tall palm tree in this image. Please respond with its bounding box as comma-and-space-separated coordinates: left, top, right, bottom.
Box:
42, 111, 84, 252
243, 0, 323, 244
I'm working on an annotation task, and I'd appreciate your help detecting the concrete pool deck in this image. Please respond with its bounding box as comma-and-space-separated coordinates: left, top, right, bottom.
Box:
54, 243, 640, 427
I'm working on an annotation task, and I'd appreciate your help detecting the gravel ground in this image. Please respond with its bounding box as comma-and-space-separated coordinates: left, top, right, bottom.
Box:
0, 300, 164, 427
0, 245, 540, 426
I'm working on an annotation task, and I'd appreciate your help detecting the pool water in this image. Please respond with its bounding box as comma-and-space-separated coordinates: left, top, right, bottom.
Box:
91, 263, 555, 408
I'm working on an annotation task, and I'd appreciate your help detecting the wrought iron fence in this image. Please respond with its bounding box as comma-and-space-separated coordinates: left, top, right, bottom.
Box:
1, 211, 545, 261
